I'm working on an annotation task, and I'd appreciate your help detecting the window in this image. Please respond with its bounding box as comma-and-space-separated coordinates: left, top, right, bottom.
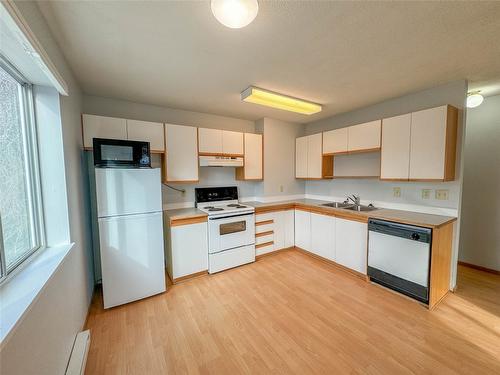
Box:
0, 59, 44, 281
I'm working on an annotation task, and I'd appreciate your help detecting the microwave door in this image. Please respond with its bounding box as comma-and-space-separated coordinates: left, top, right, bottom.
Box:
93, 138, 151, 168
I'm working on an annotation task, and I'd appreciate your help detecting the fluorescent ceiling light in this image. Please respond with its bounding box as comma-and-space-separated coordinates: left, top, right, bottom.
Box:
211, 0, 258, 29
241, 86, 322, 115
466, 91, 484, 108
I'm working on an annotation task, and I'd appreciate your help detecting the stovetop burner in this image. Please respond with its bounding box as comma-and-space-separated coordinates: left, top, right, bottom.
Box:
208, 207, 224, 212
227, 204, 247, 208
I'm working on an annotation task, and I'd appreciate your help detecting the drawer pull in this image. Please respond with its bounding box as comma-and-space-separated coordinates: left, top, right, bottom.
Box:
256, 220, 274, 226
256, 230, 274, 237
256, 241, 274, 249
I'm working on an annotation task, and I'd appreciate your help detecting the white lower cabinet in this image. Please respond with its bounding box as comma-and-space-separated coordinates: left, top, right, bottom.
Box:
335, 218, 368, 275
310, 213, 335, 261
283, 210, 295, 248
256, 210, 295, 256
165, 219, 208, 280
294, 209, 311, 251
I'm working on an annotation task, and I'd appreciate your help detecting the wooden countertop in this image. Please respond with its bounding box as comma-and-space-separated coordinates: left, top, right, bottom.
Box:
245, 199, 457, 229
162, 200, 457, 229
163, 207, 207, 227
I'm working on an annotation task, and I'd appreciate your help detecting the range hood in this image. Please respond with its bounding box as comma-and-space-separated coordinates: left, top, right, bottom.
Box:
199, 155, 243, 167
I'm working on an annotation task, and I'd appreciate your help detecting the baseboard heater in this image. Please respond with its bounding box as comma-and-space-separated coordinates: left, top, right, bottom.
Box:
66, 330, 91, 375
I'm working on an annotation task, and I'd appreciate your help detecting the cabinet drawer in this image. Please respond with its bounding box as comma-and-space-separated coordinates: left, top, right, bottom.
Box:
256, 212, 275, 222
256, 232, 274, 245
256, 222, 274, 234
256, 242, 274, 256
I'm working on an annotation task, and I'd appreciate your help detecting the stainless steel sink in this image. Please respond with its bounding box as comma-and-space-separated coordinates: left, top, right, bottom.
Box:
343, 204, 378, 212
322, 202, 354, 209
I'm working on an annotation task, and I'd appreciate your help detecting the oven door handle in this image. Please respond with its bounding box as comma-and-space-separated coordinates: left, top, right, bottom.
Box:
208, 212, 254, 220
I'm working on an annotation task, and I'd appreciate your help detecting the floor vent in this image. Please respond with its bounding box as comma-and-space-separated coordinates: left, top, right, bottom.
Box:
65, 330, 91, 375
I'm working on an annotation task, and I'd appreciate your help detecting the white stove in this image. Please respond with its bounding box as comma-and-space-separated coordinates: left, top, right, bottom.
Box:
198, 200, 255, 217
195, 187, 255, 273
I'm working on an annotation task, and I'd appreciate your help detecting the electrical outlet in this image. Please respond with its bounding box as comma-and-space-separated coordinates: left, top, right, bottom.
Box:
280, 185, 284, 193
421, 189, 431, 199
393, 187, 401, 198
435, 189, 449, 200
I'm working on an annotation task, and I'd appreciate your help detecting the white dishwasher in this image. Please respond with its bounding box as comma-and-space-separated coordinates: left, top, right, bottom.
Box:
368, 219, 432, 304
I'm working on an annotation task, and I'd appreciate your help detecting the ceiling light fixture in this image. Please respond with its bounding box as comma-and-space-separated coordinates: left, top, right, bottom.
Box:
211, 0, 258, 29
466, 91, 484, 108
241, 86, 322, 115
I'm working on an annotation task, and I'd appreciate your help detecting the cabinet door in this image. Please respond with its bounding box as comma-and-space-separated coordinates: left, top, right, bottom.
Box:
307, 133, 323, 178
198, 128, 222, 154
242, 133, 262, 179
295, 136, 308, 178
409, 106, 447, 180
380, 114, 411, 179
126, 119, 165, 152
348, 120, 381, 152
171, 222, 208, 279
222, 130, 244, 155
310, 213, 335, 261
82, 114, 127, 148
165, 124, 198, 182
294, 209, 311, 251
284, 210, 295, 248
273, 212, 285, 251
323, 128, 348, 154
335, 218, 367, 274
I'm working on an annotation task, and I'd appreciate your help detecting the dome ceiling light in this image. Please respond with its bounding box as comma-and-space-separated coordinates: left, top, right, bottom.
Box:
211, 0, 259, 29
466, 91, 484, 108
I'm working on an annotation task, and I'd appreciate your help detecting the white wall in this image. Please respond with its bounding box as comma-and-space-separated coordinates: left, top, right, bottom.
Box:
304, 80, 467, 211
0, 2, 93, 374
83, 94, 255, 132
254, 117, 306, 198
459, 94, 500, 271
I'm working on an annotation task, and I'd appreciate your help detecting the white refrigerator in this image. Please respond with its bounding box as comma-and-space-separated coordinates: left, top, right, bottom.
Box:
95, 167, 166, 308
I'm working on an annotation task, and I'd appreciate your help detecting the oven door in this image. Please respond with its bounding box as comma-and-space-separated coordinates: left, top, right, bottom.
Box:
208, 213, 255, 254
93, 138, 151, 168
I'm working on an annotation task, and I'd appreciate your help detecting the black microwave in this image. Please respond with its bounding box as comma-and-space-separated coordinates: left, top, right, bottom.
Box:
93, 138, 151, 168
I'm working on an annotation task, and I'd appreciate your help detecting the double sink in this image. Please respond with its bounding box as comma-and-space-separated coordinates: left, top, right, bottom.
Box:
322, 201, 378, 212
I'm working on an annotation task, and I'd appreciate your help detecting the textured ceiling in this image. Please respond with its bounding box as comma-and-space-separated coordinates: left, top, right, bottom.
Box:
37, 1, 500, 123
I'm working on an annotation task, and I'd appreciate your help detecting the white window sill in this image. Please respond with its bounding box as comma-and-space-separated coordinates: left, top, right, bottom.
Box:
0, 242, 75, 347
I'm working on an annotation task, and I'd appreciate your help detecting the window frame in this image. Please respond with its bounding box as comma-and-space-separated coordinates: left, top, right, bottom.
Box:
0, 56, 45, 283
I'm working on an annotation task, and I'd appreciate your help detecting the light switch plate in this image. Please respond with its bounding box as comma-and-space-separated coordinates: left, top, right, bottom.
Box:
435, 189, 449, 200
422, 189, 431, 199
393, 187, 401, 198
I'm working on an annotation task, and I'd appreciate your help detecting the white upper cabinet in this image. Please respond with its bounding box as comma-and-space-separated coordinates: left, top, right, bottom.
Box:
82, 114, 127, 148
164, 124, 198, 182
236, 133, 262, 180
307, 133, 323, 178
296, 134, 323, 179
347, 120, 381, 152
323, 127, 348, 155
222, 130, 244, 155
380, 114, 411, 180
295, 136, 308, 178
198, 128, 244, 155
409, 105, 457, 181
198, 128, 222, 154
126, 119, 165, 152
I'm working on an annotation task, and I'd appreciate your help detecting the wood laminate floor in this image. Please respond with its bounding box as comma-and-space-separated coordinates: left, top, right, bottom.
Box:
85, 249, 500, 374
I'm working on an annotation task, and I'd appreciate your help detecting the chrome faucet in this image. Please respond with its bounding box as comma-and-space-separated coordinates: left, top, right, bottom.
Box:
347, 194, 360, 206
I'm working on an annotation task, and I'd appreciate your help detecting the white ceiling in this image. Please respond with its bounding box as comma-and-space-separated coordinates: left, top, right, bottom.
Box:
37, 1, 500, 123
